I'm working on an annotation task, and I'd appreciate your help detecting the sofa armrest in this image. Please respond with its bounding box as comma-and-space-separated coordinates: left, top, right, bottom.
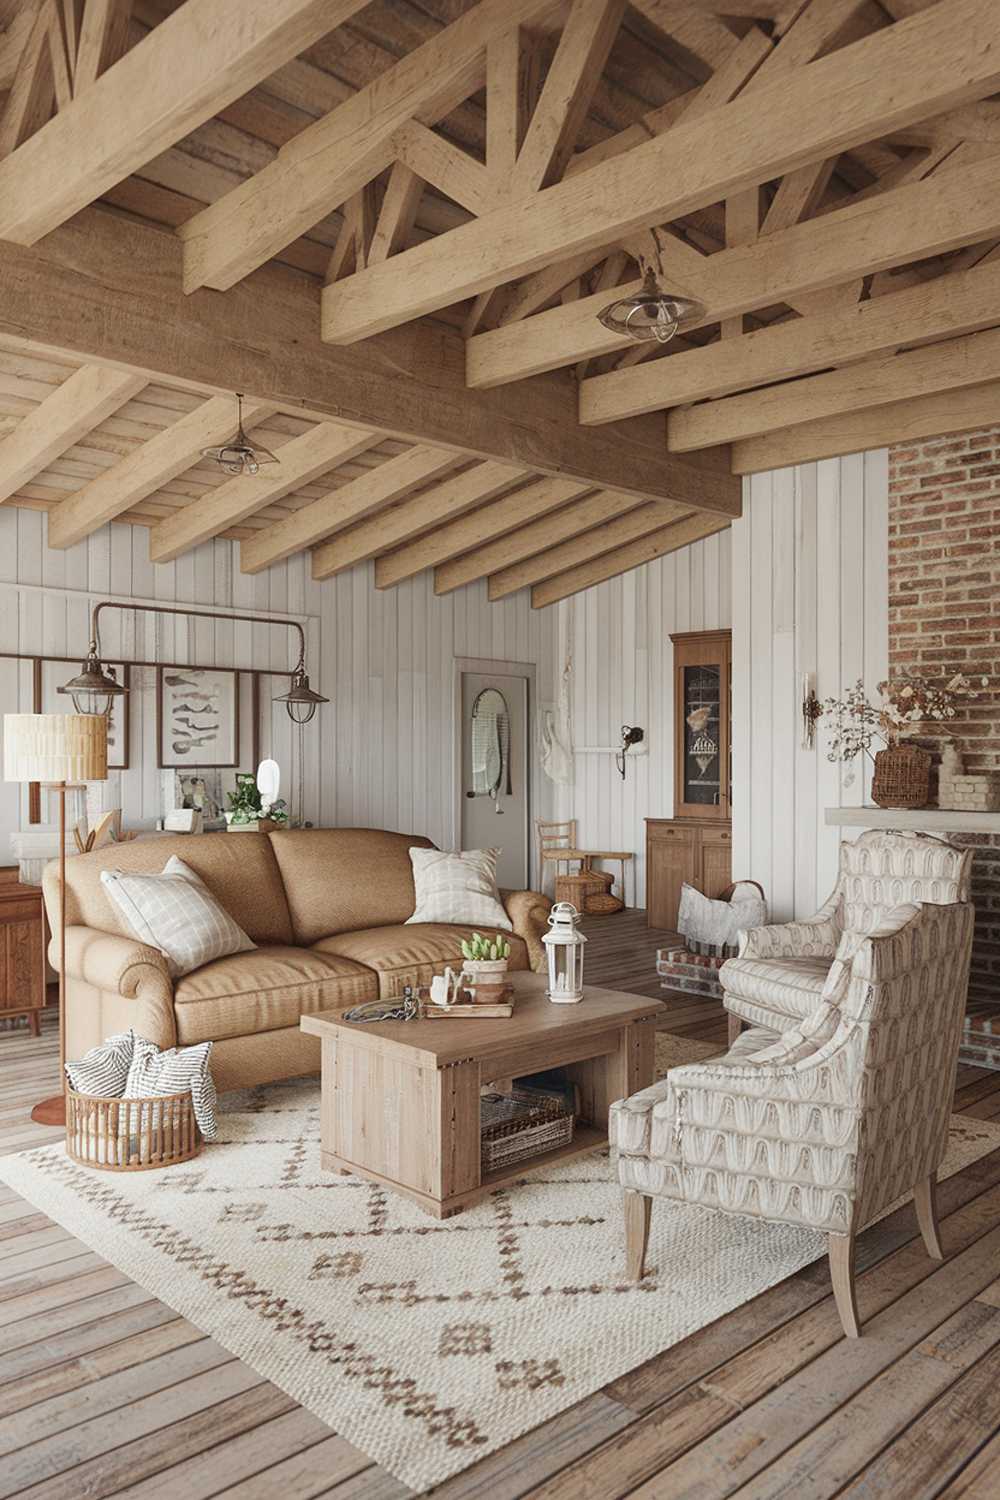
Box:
501, 889, 553, 972
56, 926, 177, 1049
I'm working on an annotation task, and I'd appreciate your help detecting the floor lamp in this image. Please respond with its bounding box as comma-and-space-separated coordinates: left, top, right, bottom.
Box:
3, 714, 108, 1126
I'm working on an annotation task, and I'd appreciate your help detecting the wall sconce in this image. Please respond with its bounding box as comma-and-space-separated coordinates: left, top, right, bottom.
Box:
59, 601, 327, 726
616, 725, 645, 779
801, 675, 822, 749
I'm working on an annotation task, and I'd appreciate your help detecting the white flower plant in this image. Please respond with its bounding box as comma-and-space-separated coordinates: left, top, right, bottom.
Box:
821, 673, 989, 787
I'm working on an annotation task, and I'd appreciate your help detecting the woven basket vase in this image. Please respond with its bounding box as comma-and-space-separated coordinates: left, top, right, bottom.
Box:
871, 744, 932, 809
66, 1087, 202, 1171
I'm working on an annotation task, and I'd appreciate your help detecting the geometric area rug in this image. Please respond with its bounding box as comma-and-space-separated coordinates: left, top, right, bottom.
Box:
1, 1039, 998, 1494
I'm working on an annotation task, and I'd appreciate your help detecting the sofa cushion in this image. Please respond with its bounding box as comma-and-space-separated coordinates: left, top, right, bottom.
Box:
314, 923, 529, 998
50, 831, 293, 947
173, 946, 377, 1044
720, 954, 832, 1022
268, 828, 434, 944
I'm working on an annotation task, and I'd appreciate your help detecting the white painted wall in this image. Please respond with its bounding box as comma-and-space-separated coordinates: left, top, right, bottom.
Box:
552, 529, 733, 908
0, 508, 558, 870
731, 452, 889, 921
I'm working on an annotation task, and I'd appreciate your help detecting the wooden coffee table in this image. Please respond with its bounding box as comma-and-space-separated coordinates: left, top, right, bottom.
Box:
301, 971, 663, 1218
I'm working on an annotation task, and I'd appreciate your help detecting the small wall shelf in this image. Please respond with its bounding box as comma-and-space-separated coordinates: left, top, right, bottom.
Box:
826, 808, 1000, 834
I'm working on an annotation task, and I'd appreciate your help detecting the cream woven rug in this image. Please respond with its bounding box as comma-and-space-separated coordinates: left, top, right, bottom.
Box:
2, 1039, 998, 1493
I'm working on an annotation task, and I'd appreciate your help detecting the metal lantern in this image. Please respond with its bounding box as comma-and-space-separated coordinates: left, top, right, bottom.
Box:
201, 393, 280, 476
597, 267, 704, 345
272, 666, 328, 725
57, 644, 127, 717
543, 901, 587, 1004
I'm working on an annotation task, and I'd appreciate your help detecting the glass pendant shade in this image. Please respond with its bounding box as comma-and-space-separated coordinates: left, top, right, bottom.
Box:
273, 669, 328, 725
57, 650, 127, 717
597, 268, 704, 345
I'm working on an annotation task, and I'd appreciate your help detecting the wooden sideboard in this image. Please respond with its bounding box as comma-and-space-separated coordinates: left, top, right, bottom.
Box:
0, 868, 48, 1034
646, 818, 732, 931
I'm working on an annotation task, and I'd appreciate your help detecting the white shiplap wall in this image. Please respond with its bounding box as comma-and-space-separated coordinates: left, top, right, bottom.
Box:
731, 452, 889, 921
0, 508, 558, 862
553, 529, 733, 908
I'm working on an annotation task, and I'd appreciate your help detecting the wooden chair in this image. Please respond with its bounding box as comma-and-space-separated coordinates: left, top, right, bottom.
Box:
535, 818, 632, 908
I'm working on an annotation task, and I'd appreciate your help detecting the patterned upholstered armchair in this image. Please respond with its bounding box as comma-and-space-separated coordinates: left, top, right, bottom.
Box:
611, 878, 974, 1337
722, 831, 972, 1045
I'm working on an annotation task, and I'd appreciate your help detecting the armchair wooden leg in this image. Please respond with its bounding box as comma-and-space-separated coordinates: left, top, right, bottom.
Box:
914, 1173, 944, 1260
727, 1013, 744, 1047
828, 1233, 861, 1338
624, 1190, 652, 1281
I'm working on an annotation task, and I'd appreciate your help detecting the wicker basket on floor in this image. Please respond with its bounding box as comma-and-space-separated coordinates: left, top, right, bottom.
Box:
65, 1086, 201, 1171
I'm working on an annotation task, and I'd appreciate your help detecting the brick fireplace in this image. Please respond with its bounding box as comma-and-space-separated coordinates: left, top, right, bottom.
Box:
888, 424, 1000, 1033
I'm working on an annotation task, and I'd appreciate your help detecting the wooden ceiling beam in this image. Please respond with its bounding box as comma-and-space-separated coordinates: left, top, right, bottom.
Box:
0, 209, 739, 518
581, 256, 1000, 423
489, 499, 694, 599
467, 149, 1000, 387
180, 0, 554, 295
669, 324, 1000, 452
323, 0, 1000, 343
0, 0, 370, 244
148, 422, 380, 564
374, 476, 593, 589
730, 375, 1000, 472
74, 0, 133, 92
434, 489, 646, 594
392, 121, 492, 217
531, 512, 731, 607
0, 363, 145, 505
240, 446, 459, 575
46, 396, 274, 549
310, 460, 527, 580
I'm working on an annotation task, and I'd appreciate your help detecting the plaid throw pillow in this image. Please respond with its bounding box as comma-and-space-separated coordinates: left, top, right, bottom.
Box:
405, 847, 512, 930
100, 855, 255, 979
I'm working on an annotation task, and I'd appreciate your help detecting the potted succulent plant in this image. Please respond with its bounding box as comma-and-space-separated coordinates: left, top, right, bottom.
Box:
460, 932, 512, 1002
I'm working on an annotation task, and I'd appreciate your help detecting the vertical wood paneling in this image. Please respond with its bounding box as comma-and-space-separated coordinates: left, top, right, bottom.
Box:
0, 516, 557, 864
731, 453, 889, 922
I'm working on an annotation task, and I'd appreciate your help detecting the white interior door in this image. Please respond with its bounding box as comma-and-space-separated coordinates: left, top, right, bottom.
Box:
460, 668, 528, 889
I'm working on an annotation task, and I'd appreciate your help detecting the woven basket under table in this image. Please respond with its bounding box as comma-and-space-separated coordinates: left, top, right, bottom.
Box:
66, 1086, 202, 1171
480, 1089, 575, 1173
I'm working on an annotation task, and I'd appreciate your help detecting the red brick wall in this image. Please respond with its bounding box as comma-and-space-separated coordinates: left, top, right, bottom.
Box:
888, 424, 1000, 1006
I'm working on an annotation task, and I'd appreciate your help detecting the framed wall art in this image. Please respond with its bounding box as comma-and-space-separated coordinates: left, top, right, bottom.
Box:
157, 666, 240, 768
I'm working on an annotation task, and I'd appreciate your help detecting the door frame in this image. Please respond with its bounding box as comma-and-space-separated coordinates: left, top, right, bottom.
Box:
453, 657, 535, 889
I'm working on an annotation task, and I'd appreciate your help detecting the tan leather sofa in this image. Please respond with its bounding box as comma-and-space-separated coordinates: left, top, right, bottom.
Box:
43, 828, 553, 1092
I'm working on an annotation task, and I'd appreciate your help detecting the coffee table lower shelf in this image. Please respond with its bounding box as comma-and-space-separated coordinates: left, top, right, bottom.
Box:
322, 1124, 608, 1218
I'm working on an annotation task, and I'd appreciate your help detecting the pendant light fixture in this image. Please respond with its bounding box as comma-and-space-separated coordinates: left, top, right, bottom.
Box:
597, 267, 704, 345
201, 393, 280, 476
60, 603, 327, 725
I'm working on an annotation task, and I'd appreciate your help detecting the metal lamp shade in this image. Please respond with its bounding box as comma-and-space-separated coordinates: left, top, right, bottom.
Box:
597, 269, 704, 345
58, 648, 128, 716
273, 669, 328, 725
543, 901, 587, 1004
3, 713, 108, 783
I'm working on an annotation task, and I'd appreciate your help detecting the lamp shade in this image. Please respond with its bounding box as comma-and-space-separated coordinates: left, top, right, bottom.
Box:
3, 714, 108, 783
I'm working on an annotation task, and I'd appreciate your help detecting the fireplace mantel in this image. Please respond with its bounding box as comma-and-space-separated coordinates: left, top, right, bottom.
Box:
826, 808, 1000, 834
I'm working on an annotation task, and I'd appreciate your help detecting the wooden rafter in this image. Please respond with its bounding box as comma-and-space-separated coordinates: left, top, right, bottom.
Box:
321, 0, 1000, 344
530, 512, 732, 607
0, 363, 145, 504
240, 446, 460, 575
74, 0, 132, 91
0, 0, 71, 158
0, 0, 371, 243
46, 396, 274, 549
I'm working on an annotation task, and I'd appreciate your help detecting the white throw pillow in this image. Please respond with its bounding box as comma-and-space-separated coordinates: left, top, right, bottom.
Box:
124, 1036, 218, 1140
100, 855, 255, 978
405, 847, 512, 930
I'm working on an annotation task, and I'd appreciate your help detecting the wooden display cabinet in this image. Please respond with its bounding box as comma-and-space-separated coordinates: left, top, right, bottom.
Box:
647, 629, 733, 930
0, 867, 48, 1035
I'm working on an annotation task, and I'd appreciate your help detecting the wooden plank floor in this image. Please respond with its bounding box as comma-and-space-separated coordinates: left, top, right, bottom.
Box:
1, 910, 999, 1498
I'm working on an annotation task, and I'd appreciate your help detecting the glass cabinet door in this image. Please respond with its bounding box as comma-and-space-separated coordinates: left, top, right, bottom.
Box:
671, 630, 731, 819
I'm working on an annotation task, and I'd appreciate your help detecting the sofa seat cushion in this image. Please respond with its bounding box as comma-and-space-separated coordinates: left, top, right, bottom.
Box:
720, 954, 832, 1023
173, 946, 377, 1044
313, 924, 529, 998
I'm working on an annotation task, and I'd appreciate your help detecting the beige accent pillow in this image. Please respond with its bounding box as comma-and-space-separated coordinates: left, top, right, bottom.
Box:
405, 847, 512, 930
100, 855, 255, 978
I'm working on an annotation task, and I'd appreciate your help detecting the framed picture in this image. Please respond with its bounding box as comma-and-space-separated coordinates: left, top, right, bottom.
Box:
41, 659, 131, 770
157, 667, 240, 768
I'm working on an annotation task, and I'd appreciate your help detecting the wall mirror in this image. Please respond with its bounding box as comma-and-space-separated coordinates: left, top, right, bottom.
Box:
470, 687, 511, 809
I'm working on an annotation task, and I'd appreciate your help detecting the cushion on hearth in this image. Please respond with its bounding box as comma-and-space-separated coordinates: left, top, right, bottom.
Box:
313, 923, 529, 998
720, 954, 832, 1022
173, 947, 377, 1044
